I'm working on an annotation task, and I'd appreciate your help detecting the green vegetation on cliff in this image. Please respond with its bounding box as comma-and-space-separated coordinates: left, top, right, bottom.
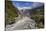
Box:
5, 1, 18, 25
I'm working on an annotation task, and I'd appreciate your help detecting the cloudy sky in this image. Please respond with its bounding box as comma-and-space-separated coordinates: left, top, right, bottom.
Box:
12, 1, 43, 10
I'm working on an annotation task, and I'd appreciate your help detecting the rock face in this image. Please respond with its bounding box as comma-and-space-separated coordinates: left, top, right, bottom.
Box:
6, 16, 36, 31
18, 9, 32, 18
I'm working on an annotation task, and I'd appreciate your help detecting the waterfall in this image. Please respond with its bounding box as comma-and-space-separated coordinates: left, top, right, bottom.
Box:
6, 8, 36, 31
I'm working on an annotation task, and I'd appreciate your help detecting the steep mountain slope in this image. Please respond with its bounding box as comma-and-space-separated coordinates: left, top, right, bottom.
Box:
5, 1, 18, 25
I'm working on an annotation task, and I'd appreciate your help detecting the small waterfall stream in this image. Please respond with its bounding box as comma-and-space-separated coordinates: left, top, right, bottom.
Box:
6, 8, 36, 31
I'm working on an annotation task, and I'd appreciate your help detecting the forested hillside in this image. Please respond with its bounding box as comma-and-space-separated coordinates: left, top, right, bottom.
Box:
31, 5, 44, 28
5, 1, 18, 25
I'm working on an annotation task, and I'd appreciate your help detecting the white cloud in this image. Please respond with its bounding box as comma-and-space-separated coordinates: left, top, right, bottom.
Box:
17, 7, 32, 10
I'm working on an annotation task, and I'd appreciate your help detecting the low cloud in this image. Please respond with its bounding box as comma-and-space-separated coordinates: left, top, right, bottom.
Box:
17, 7, 31, 10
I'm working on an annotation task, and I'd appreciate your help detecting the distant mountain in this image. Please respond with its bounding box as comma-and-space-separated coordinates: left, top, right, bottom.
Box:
18, 4, 44, 17
31, 4, 44, 10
